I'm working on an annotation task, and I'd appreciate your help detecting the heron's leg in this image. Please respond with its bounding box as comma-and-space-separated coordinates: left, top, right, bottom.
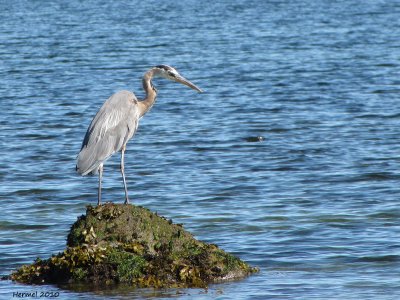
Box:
121, 145, 130, 204
98, 164, 103, 206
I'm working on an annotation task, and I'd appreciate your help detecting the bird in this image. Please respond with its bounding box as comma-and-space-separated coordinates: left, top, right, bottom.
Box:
76, 65, 203, 205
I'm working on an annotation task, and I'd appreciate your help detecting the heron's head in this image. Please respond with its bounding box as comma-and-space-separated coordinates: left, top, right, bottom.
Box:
153, 65, 203, 93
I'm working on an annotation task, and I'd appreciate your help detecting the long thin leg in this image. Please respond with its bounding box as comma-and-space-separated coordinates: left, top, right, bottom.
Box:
121, 145, 130, 204
98, 164, 103, 206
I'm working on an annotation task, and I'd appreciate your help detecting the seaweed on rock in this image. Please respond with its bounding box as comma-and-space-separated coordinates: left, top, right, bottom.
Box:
11, 203, 258, 288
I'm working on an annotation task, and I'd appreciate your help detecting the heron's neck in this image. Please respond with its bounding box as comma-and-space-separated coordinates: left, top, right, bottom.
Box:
138, 69, 157, 118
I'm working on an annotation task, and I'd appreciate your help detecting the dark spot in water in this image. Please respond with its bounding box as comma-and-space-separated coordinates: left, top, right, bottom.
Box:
355, 255, 399, 263
245, 136, 265, 142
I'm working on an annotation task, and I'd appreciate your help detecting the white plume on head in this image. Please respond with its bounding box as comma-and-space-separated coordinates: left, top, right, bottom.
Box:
154, 65, 179, 79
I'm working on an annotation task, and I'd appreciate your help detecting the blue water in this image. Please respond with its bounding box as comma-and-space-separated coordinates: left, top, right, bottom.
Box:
1, 1, 400, 299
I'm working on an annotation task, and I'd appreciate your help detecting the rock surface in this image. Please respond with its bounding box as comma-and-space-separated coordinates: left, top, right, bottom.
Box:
11, 203, 258, 287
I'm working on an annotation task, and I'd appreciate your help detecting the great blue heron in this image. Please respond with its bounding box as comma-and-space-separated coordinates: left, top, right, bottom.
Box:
76, 65, 202, 205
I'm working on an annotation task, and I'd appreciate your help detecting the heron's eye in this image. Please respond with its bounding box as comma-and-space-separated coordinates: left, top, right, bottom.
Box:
168, 71, 176, 78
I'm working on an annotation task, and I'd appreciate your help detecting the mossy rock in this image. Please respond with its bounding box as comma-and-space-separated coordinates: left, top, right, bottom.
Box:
11, 203, 258, 288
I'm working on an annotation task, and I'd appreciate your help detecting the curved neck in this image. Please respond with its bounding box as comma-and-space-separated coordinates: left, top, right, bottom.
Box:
138, 69, 157, 118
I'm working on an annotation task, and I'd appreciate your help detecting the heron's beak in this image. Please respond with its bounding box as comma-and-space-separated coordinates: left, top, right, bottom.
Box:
175, 75, 203, 93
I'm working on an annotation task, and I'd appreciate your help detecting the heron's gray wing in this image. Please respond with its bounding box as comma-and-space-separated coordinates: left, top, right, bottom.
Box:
77, 90, 140, 175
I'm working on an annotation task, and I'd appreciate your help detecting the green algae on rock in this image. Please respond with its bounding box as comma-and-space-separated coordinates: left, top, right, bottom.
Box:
11, 203, 258, 287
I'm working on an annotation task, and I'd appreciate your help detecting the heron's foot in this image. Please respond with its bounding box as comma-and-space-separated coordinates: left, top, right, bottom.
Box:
124, 198, 130, 205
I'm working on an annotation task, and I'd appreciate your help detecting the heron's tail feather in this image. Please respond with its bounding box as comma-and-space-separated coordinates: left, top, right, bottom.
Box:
76, 125, 126, 176
76, 147, 105, 176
